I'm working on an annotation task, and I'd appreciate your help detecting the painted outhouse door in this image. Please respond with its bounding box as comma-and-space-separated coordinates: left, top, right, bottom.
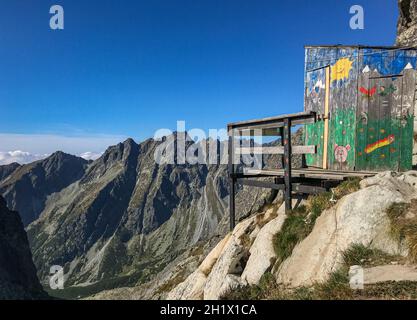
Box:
356, 68, 416, 171
304, 66, 331, 169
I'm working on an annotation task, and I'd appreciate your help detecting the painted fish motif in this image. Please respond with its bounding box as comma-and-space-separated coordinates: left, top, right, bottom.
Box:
364, 135, 395, 154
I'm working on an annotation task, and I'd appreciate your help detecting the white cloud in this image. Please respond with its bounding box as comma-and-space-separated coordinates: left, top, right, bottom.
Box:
0, 150, 105, 165
0, 133, 127, 154
0, 151, 49, 165
79, 151, 103, 161
0, 132, 128, 165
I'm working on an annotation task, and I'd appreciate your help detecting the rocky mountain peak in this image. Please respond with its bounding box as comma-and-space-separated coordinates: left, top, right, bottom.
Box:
0, 162, 21, 183
397, 0, 417, 45
0, 152, 89, 226
97, 137, 140, 164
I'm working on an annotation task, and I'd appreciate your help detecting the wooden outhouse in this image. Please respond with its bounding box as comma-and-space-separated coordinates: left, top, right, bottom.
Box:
304, 45, 417, 172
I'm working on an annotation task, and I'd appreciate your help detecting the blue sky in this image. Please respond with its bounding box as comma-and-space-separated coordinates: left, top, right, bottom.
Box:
0, 0, 399, 162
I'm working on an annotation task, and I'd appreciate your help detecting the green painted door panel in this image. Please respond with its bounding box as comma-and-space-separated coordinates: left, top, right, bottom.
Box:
355, 74, 413, 171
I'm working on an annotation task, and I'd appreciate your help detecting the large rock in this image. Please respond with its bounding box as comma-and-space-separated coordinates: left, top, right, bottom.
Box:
199, 234, 231, 276
241, 210, 287, 285
203, 236, 247, 299
168, 215, 259, 300
166, 270, 207, 300
275, 172, 417, 287
202, 216, 258, 300
168, 202, 288, 300
167, 235, 231, 300
364, 264, 417, 284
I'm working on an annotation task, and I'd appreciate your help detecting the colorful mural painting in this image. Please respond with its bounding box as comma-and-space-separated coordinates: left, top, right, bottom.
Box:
364, 135, 395, 154
331, 57, 353, 82
327, 108, 356, 170
359, 86, 377, 97
334, 143, 351, 163
304, 45, 417, 172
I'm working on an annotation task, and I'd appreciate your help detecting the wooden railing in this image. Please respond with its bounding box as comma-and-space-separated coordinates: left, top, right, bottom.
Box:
227, 111, 317, 230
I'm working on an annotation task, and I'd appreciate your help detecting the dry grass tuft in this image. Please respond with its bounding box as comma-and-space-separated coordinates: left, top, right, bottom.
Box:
387, 200, 417, 263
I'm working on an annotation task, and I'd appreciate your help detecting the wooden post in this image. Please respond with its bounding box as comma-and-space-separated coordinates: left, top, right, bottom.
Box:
322, 66, 330, 169
228, 134, 236, 231
284, 118, 292, 213
279, 127, 285, 169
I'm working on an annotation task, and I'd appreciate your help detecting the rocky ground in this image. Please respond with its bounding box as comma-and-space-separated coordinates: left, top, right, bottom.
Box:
167, 171, 417, 300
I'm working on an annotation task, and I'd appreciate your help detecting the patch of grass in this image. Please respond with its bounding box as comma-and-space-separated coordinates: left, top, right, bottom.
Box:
155, 269, 188, 295
387, 200, 417, 263
306, 178, 361, 219
45, 271, 144, 300
333, 178, 361, 199
273, 205, 310, 265
189, 245, 204, 257
342, 243, 402, 267
221, 272, 280, 300
223, 244, 408, 300
360, 281, 417, 300
312, 269, 352, 300
239, 232, 253, 250
307, 192, 332, 219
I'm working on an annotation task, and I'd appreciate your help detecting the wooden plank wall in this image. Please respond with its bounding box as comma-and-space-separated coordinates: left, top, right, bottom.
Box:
356, 48, 417, 171
304, 65, 326, 167
305, 47, 417, 172
304, 47, 359, 171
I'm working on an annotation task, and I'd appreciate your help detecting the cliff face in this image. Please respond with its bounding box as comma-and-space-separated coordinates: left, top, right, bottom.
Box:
0, 196, 46, 299
397, 0, 417, 46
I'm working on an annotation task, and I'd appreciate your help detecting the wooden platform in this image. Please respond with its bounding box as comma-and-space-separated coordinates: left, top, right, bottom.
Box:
227, 110, 377, 230
243, 167, 378, 181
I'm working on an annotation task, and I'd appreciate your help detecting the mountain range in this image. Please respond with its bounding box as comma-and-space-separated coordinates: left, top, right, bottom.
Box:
0, 135, 279, 298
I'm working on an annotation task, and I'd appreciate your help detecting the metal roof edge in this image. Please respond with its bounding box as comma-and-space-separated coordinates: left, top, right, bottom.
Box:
304, 44, 417, 50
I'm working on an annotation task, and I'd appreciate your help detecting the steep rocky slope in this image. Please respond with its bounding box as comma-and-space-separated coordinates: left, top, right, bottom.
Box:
0, 196, 46, 299
169, 171, 417, 300
0, 152, 89, 226
275, 172, 416, 287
